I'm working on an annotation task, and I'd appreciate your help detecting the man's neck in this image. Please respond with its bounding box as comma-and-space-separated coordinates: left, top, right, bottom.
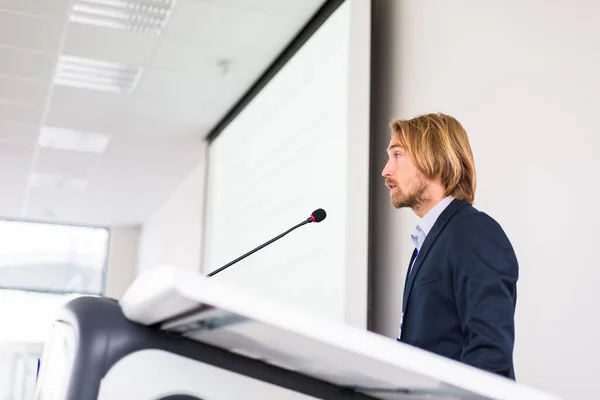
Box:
413, 199, 442, 218
412, 185, 446, 218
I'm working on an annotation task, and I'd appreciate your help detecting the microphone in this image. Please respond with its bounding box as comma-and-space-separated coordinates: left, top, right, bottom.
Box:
206, 208, 327, 277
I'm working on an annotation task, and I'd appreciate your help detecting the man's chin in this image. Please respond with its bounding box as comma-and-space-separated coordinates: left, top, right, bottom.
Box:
391, 195, 407, 209
391, 193, 418, 209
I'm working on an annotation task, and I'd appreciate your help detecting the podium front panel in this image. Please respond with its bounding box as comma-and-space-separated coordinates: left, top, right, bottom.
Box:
119, 266, 560, 400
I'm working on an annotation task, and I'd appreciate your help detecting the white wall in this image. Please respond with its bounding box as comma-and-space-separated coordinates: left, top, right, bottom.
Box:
370, 1, 600, 399
105, 226, 140, 300
137, 160, 206, 275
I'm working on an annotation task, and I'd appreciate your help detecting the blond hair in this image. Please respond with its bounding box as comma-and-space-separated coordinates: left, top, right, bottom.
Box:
389, 113, 476, 203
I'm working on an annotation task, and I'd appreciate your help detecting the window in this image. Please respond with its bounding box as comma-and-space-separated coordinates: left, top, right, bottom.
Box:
0, 219, 109, 399
0, 219, 109, 295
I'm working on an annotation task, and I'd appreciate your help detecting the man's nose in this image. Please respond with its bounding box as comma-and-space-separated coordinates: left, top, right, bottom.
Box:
381, 161, 391, 177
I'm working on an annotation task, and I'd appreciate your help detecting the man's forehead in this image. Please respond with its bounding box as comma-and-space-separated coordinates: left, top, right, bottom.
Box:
387, 140, 403, 151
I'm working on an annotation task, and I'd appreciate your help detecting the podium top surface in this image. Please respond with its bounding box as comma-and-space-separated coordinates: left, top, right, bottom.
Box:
119, 266, 559, 400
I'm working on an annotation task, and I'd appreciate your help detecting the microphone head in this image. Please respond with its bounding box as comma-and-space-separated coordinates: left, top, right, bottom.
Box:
311, 208, 327, 223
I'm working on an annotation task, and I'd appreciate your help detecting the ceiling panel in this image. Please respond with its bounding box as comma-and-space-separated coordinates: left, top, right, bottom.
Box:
204, 59, 272, 111
0, 141, 35, 164
164, 0, 297, 53
62, 23, 160, 65
99, 136, 205, 178
45, 102, 204, 140
0, 47, 56, 80
0, 102, 42, 125
0, 185, 26, 218
0, 11, 65, 52
27, 188, 87, 206
34, 148, 100, 179
49, 71, 217, 115
0, 142, 34, 218
0, 0, 330, 225
136, 68, 221, 103
48, 85, 131, 110
47, 82, 212, 138
0, 76, 48, 105
149, 37, 267, 73
0, 0, 71, 19
26, 190, 88, 222
0, 121, 39, 145
191, 0, 325, 19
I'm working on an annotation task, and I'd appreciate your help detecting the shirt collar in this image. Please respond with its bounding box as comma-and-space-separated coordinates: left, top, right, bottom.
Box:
411, 196, 455, 251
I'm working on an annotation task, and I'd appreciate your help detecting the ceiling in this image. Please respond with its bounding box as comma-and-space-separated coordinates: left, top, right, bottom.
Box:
0, 0, 326, 226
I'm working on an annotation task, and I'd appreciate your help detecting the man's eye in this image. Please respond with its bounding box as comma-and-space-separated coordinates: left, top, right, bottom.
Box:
395, 153, 401, 158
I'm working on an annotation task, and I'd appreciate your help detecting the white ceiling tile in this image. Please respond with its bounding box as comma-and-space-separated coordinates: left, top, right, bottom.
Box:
149, 37, 267, 73
204, 59, 270, 111
46, 100, 204, 140
0, 121, 39, 146
48, 84, 131, 110
30, 172, 89, 193
48, 83, 212, 137
62, 23, 160, 65
26, 190, 88, 221
0, 10, 66, 52
0, 189, 24, 218
0, 103, 43, 125
34, 147, 100, 179
188, 0, 325, 19
136, 67, 221, 103
164, 0, 298, 53
0, 0, 71, 19
99, 136, 205, 178
0, 141, 35, 167
0, 142, 33, 218
0, 0, 326, 225
38, 126, 110, 154
0, 184, 27, 218
0, 46, 56, 80
0, 76, 48, 106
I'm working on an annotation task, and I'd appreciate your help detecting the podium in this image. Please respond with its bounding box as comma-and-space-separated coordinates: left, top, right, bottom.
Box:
34, 266, 560, 400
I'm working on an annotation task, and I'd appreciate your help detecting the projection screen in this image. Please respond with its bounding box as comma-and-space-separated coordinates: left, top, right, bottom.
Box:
202, 0, 370, 329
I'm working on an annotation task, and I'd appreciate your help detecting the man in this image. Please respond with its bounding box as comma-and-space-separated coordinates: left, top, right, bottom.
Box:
381, 113, 518, 379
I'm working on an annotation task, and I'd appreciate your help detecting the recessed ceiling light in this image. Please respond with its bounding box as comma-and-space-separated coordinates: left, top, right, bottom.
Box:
70, 0, 177, 35
30, 173, 89, 192
54, 55, 143, 93
38, 127, 111, 154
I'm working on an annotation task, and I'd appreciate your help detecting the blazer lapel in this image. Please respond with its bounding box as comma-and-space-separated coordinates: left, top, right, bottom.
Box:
402, 248, 418, 314
402, 199, 470, 313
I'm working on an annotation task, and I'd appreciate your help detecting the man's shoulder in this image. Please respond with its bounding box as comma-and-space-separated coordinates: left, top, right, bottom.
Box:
447, 202, 507, 237
445, 202, 519, 275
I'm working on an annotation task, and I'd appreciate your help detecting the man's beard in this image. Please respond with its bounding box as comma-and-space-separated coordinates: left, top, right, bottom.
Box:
389, 176, 429, 210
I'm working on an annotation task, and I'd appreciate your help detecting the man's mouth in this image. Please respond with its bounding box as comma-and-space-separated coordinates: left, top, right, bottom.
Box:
386, 181, 397, 190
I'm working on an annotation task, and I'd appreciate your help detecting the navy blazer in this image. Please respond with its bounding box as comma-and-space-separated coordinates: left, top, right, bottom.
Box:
399, 199, 518, 379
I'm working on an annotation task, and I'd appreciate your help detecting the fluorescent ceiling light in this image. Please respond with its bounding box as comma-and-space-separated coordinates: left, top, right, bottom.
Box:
54, 55, 143, 93
38, 127, 111, 154
70, 0, 177, 35
30, 173, 89, 193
